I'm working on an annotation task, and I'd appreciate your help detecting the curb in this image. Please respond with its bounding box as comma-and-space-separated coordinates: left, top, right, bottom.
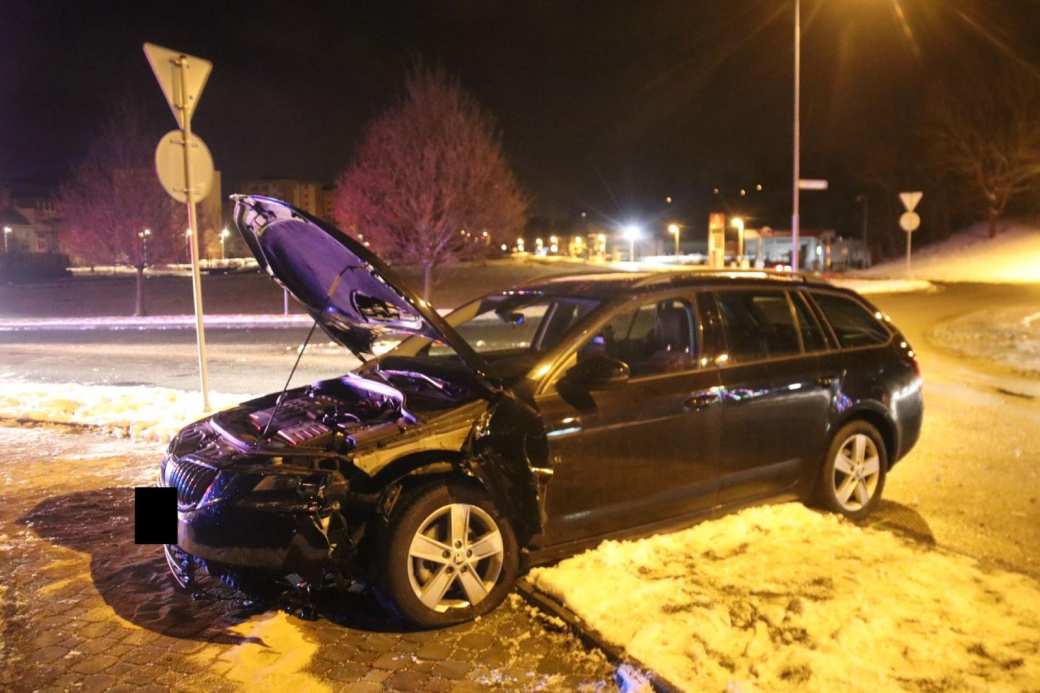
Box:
515, 578, 685, 693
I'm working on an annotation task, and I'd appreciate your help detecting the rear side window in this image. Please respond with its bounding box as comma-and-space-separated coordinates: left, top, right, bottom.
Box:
716, 291, 801, 363
813, 293, 890, 348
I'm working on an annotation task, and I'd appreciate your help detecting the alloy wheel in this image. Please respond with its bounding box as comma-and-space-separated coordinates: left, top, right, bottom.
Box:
406, 503, 505, 612
831, 433, 882, 512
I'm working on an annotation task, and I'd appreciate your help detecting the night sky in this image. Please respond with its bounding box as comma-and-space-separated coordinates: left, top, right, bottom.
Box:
3, 0, 1040, 236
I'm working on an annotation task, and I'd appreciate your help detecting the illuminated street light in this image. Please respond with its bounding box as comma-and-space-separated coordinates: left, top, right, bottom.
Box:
668, 223, 681, 256
549, 235, 559, 254
731, 217, 745, 258
623, 225, 641, 262
3, 226, 11, 253
139, 228, 152, 267
220, 227, 230, 260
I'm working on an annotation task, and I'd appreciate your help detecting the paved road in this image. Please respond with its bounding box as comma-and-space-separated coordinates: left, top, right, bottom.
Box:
860, 283, 1040, 579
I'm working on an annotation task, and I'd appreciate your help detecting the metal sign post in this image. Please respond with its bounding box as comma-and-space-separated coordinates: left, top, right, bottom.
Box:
145, 43, 214, 411
899, 191, 923, 274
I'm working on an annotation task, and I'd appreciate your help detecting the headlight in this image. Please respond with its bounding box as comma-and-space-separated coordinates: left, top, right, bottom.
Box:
250, 472, 327, 502
252, 475, 300, 493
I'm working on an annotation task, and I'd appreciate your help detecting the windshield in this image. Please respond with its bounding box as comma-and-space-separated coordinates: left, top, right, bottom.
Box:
369, 291, 600, 384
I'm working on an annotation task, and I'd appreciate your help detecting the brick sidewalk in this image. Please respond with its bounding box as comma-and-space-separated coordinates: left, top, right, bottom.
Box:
0, 423, 616, 692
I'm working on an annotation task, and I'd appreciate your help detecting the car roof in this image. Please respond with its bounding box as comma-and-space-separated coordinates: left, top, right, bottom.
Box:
509, 269, 841, 300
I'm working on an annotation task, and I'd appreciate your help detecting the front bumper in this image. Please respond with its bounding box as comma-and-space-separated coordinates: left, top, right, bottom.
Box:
172, 498, 331, 586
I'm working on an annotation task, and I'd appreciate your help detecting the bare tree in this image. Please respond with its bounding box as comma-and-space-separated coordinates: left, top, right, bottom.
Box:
925, 69, 1040, 238
60, 101, 179, 315
335, 63, 528, 299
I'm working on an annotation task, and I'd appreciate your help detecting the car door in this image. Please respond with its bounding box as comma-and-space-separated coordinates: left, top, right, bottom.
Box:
706, 288, 832, 506
535, 294, 722, 545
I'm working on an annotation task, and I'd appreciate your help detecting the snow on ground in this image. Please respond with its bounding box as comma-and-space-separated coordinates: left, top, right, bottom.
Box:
0, 378, 254, 443
0, 313, 314, 331
932, 306, 1040, 375
0, 309, 451, 332
529, 503, 1040, 693
825, 278, 934, 295
859, 222, 1040, 283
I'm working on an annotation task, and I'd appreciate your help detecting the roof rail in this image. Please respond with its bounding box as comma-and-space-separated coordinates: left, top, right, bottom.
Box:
629, 267, 821, 288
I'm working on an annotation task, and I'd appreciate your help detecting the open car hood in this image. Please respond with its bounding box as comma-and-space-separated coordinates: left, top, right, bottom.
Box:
232, 195, 497, 390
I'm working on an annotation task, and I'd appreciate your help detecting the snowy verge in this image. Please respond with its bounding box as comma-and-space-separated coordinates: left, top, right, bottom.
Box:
0, 379, 254, 443
528, 503, 1040, 693
857, 222, 1040, 283
825, 278, 933, 295
0, 314, 314, 331
0, 309, 453, 332
932, 306, 1040, 375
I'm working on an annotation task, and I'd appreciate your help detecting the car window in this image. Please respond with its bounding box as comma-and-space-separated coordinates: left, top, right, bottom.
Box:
812, 293, 890, 348
791, 292, 828, 352
716, 290, 801, 363
577, 299, 697, 378
380, 293, 600, 384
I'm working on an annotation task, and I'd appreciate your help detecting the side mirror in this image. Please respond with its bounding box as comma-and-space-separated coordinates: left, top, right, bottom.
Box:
562, 355, 629, 391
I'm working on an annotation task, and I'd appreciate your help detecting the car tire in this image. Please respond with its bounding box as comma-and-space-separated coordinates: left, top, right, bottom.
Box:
815, 420, 887, 521
372, 480, 519, 628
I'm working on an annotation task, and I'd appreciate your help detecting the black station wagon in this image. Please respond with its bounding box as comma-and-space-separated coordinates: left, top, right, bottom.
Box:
162, 196, 924, 627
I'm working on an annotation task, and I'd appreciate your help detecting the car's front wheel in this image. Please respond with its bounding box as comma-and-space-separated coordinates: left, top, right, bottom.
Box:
816, 420, 887, 521
373, 480, 519, 628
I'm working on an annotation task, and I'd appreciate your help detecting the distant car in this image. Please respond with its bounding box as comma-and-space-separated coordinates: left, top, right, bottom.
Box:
161, 196, 924, 627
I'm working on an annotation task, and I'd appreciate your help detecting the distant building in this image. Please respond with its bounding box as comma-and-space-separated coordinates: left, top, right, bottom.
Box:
238, 177, 335, 222
747, 228, 870, 270
0, 185, 63, 254
321, 185, 337, 223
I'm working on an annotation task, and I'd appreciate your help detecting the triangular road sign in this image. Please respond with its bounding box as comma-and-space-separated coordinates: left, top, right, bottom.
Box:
900, 191, 923, 212
144, 43, 212, 129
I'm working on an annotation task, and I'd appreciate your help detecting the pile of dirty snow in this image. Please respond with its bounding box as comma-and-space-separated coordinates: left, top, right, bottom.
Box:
0, 379, 253, 443
825, 278, 933, 295
933, 306, 1040, 375
529, 503, 1040, 693
860, 222, 1040, 283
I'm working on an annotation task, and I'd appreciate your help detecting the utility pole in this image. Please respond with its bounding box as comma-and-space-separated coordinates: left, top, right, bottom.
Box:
791, 0, 801, 273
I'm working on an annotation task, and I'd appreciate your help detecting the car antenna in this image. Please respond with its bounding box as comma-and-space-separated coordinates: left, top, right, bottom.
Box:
256, 266, 361, 445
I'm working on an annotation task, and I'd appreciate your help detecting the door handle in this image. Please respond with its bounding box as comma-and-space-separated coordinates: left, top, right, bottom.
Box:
684, 391, 720, 410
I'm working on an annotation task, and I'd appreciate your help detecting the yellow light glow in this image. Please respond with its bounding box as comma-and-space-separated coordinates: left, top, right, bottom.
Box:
668, 224, 680, 235
534, 364, 551, 378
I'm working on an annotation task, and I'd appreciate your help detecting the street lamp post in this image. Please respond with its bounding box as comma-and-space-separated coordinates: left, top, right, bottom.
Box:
623, 225, 641, 263
792, 0, 801, 273
220, 227, 230, 260
668, 223, 680, 256
139, 228, 152, 267
3, 226, 11, 253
